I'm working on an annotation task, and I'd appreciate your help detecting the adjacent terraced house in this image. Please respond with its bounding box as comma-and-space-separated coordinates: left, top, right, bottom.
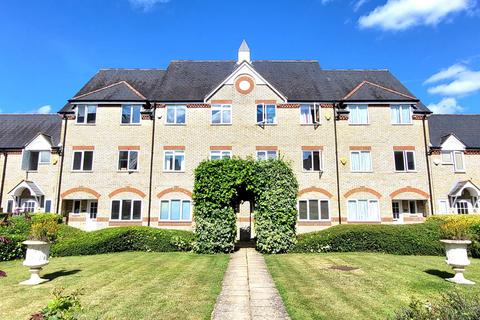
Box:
1, 42, 479, 237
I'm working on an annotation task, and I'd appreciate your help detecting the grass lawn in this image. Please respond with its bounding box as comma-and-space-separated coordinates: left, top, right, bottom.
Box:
265, 253, 480, 320
0, 251, 229, 320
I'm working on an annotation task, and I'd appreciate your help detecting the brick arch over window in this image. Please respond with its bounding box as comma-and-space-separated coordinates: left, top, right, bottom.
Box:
298, 187, 333, 198
390, 187, 429, 199
344, 186, 382, 199
109, 186, 146, 198
157, 187, 193, 199
61, 187, 100, 199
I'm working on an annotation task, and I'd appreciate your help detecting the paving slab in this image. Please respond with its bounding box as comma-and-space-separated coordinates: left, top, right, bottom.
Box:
212, 248, 290, 320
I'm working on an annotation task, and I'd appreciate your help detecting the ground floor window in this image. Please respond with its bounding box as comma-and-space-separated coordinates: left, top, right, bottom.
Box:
23, 200, 36, 213
6, 200, 14, 213
347, 199, 379, 222
298, 199, 329, 220
44, 199, 52, 213
160, 199, 191, 221
71, 200, 98, 217
89, 201, 98, 219
210, 150, 232, 160
256, 150, 277, 160
456, 201, 469, 214
111, 200, 142, 220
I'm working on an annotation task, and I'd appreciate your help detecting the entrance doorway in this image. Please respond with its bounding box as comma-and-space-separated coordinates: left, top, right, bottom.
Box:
235, 200, 255, 242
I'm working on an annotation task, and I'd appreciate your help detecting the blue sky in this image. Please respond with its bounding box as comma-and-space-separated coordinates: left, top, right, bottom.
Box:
0, 0, 479, 114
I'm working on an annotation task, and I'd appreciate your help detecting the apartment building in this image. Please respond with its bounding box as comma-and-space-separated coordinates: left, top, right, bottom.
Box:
0, 42, 477, 235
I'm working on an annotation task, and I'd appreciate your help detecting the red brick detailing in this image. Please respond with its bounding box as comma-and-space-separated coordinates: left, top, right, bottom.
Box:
6, 150, 22, 155
109, 187, 146, 198
73, 146, 95, 151
255, 100, 276, 104
187, 104, 210, 108
109, 221, 142, 227
65, 114, 76, 120
393, 146, 415, 151
338, 115, 349, 121
96, 217, 109, 222
156, 104, 166, 108
331, 217, 347, 222
349, 146, 372, 151
465, 150, 480, 155
237, 217, 254, 222
389, 187, 429, 199
61, 187, 100, 199
141, 114, 151, 120
412, 115, 424, 120
163, 146, 185, 150
343, 80, 416, 100
404, 216, 426, 223
157, 187, 193, 199
298, 187, 333, 198
431, 149, 441, 155
255, 146, 278, 151
158, 221, 192, 227
210, 146, 232, 150
118, 146, 140, 150
320, 104, 334, 108
68, 216, 86, 222
381, 217, 394, 223
211, 100, 232, 104
277, 104, 300, 108
297, 221, 332, 226
344, 187, 382, 199
301, 146, 324, 151
143, 217, 159, 223
235, 76, 255, 95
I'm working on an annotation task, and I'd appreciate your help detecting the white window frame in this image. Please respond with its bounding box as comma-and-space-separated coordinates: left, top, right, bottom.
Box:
347, 199, 380, 222
441, 151, 453, 164
121, 104, 142, 125
89, 201, 98, 219
256, 103, 277, 125
456, 200, 470, 214
118, 150, 139, 171
71, 150, 94, 172
350, 150, 372, 172
347, 104, 369, 125
299, 103, 321, 125
297, 199, 330, 221
159, 199, 192, 221
209, 150, 232, 160
23, 200, 36, 213
76, 105, 97, 124
165, 105, 187, 125
163, 150, 185, 172
39, 151, 51, 164
302, 150, 323, 172
393, 150, 416, 172
438, 199, 449, 214
110, 199, 142, 221
256, 150, 278, 160
453, 151, 466, 172
72, 200, 82, 215
211, 104, 232, 125
390, 104, 412, 125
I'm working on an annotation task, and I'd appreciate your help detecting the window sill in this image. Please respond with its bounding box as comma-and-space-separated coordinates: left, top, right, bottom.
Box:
394, 170, 418, 173
302, 170, 324, 173
116, 170, 139, 173
165, 123, 186, 126
350, 171, 373, 173
300, 123, 321, 126
74, 123, 96, 126
163, 170, 185, 173
70, 170, 94, 173
256, 123, 277, 126
120, 123, 142, 126
210, 123, 232, 126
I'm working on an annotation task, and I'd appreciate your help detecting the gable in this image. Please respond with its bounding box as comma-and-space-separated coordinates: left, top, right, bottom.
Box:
440, 134, 466, 151
25, 134, 54, 151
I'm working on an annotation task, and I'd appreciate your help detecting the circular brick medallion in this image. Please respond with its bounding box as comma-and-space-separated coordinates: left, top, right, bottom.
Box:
235, 75, 254, 95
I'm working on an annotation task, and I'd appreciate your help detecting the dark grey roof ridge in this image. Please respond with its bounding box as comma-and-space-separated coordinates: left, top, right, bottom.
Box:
322, 69, 389, 71
98, 68, 166, 71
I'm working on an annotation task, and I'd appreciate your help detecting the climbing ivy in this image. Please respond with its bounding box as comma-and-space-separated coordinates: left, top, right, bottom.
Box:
193, 158, 298, 254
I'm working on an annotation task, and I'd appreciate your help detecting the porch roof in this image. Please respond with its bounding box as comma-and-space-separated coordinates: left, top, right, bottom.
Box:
8, 180, 45, 197
449, 180, 480, 197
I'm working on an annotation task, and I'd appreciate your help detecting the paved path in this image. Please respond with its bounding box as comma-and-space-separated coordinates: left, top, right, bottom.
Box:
212, 248, 290, 320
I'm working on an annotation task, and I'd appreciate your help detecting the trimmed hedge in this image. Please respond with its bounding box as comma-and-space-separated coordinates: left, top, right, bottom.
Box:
51, 227, 194, 257
293, 221, 445, 256
193, 158, 298, 254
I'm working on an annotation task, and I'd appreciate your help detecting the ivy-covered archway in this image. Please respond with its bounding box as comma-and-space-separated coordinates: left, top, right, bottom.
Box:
193, 158, 299, 254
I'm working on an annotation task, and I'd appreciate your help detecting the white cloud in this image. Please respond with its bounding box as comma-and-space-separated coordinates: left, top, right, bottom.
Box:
128, 0, 170, 11
353, 0, 369, 12
425, 64, 480, 96
36, 105, 52, 114
358, 0, 474, 31
427, 97, 464, 114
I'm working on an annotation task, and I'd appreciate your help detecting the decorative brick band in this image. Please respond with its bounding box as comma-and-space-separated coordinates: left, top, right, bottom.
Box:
157, 186, 193, 198
412, 115, 424, 120
68, 216, 86, 222
404, 216, 425, 223
301, 146, 324, 151
158, 221, 192, 226
298, 187, 333, 198
393, 146, 415, 151
320, 104, 334, 108
277, 104, 300, 108
465, 150, 480, 155
210, 146, 232, 150
143, 217, 159, 223
5, 150, 22, 155
141, 114, 152, 120
96, 217, 109, 222
73, 146, 95, 151
331, 217, 347, 222
344, 186, 382, 199
337, 115, 349, 121
431, 150, 441, 155
255, 100, 276, 104
211, 100, 232, 104
187, 104, 210, 108
297, 221, 332, 226
65, 114, 76, 120
237, 217, 254, 223
118, 146, 140, 150
109, 221, 142, 227
349, 146, 372, 151
156, 104, 166, 108
389, 187, 429, 199
61, 187, 101, 199
109, 186, 146, 198
255, 146, 278, 151
163, 146, 185, 150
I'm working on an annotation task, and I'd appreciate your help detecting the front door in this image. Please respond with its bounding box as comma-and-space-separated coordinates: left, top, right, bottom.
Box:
392, 201, 403, 223
21, 199, 36, 213
456, 200, 471, 214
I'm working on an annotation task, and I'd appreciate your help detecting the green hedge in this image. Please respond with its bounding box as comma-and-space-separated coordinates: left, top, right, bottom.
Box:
293, 221, 445, 256
51, 227, 194, 257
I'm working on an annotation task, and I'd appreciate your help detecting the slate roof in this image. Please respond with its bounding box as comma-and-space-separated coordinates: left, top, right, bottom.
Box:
0, 114, 62, 149
429, 114, 480, 148
61, 60, 429, 113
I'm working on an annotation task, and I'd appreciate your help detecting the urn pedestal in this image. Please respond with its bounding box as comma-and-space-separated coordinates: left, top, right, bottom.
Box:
19, 240, 50, 285
440, 239, 475, 285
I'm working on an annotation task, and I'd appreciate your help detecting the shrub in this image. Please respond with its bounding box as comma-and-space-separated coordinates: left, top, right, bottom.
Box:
293, 222, 444, 256
31, 287, 83, 320
0, 216, 31, 236
440, 219, 475, 240
392, 291, 480, 320
0, 234, 25, 261
29, 218, 59, 243
51, 227, 194, 257
193, 158, 298, 253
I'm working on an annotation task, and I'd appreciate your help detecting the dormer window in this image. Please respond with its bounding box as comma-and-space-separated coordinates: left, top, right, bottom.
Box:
121, 105, 141, 124
76, 105, 97, 124
300, 104, 320, 124
256, 104, 276, 124
391, 105, 412, 124
441, 150, 466, 172
22, 150, 50, 171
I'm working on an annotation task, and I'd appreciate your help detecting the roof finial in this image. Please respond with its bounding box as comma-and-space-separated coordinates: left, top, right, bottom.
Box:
238, 40, 250, 64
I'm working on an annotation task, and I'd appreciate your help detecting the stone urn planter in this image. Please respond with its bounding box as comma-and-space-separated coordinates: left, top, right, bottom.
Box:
19, 240, 51, 285
440, 239, 475, 285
